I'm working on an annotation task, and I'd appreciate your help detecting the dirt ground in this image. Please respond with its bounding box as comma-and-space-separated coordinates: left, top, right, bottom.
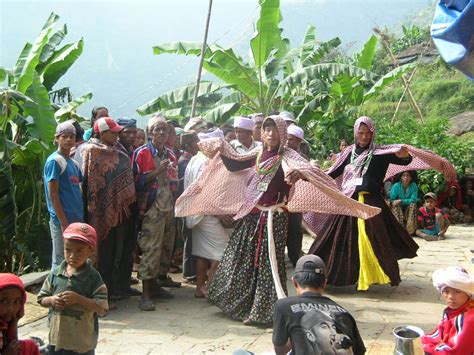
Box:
19, 225, 473, 354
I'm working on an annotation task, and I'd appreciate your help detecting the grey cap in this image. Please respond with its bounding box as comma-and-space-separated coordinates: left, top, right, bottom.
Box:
55, 122, 76, 137
294, 255, 326, 275
423, 192, 437, 200
280, 111, 295, 122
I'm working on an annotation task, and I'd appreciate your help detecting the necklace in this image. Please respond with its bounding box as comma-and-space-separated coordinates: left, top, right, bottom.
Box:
350, 147, 373, 177
255, 150, 283, 176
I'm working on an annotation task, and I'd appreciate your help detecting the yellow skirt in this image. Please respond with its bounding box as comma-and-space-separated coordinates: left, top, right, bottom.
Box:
357, 192, 390, 291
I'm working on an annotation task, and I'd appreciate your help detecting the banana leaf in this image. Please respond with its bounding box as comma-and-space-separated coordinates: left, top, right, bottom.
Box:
23, 72, 56, 142
14, 13, 59, 93
54, 92, 92, 122
206, 48, 260, 98
0, 67, 6, 83
137, 82, 230, 116
299, 25, 317, 64
364, 63, 415, 101
38, 24, 68, 65
250, 0, 283, 68
356, 35, 378, 70
202, 102, 240, 124
300, 37, 341, 67
282, 63, 376, 88
153, 42, 207, 57
0, 131, 17, 238
41, 39, 84, 91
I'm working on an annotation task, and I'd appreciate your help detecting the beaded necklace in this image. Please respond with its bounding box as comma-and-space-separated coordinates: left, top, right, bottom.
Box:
350, 146, 373, 177
255, 149, 283, 176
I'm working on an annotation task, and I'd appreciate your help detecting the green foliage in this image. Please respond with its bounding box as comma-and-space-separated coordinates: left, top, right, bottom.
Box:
374, 116, 473, 194
0, 13, 89, 273
390, 25, 430, 54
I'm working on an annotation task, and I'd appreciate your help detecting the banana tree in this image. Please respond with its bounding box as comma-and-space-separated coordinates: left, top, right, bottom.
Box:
0, 13, 91, 273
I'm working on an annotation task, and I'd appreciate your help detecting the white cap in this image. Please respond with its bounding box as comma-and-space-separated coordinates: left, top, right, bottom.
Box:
280, 111, 295, 123
287, 124, 304, 140
198, 128, 224, 140
233, 116, 255, 131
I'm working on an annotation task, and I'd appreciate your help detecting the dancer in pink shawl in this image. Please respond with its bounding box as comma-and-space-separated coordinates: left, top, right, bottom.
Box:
176, 115, 380, 325
307, 116, 457, 291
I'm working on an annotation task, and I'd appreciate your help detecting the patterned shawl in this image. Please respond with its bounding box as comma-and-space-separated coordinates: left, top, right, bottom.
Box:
328, 116, 457, 197
304, 116, 457, 236
82, 138, 136, 242
175, 116, 380, 220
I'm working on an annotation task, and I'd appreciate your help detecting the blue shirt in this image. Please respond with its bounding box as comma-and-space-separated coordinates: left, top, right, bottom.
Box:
43, 151, 84, 225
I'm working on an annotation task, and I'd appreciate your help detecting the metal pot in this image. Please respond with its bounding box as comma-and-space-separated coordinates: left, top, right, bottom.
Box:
393, 325, 425, 355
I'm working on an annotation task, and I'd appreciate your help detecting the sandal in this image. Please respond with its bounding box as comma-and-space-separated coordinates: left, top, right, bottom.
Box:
139, 299, 155, 311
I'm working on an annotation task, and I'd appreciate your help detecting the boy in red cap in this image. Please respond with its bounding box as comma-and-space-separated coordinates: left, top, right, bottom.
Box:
0, 274, 40, 355
37, 223, 108, 355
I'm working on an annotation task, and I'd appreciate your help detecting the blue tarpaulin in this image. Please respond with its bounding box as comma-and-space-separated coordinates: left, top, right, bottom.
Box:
431, 0, 474, 79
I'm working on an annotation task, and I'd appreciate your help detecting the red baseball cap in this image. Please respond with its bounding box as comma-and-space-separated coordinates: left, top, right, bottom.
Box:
93, 117, 124, 133
63, 223, 97, 250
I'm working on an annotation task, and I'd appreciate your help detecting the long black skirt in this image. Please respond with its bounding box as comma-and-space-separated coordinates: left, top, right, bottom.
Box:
308, 193, 419, 287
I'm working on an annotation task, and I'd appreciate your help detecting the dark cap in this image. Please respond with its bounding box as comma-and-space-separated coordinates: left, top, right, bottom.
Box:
294, 255, 326, 275
180, 132, 199, 146
423, 192, 437, 201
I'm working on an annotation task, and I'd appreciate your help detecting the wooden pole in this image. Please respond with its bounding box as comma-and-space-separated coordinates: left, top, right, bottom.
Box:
191, 0, 213, 118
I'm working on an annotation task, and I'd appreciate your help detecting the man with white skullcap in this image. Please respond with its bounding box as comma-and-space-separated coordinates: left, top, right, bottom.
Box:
43, 122, 84, 267
421, 266, 474, 353
286, 124, 304, 151
230, 116, 261, 154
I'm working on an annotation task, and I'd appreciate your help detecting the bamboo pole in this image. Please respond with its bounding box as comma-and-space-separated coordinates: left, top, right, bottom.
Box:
191, 0, 213, 118
374, 27, 425, 123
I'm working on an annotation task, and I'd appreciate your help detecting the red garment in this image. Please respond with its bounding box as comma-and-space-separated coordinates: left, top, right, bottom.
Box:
422, 299, 474, 354
0, 273, 39, 355
437, 181, 463, 210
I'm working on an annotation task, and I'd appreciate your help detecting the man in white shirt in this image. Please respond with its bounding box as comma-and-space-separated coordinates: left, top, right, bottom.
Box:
230, 116, 261, 154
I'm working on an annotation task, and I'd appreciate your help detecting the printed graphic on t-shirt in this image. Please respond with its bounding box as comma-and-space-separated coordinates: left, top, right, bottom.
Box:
301, 309, 354, 354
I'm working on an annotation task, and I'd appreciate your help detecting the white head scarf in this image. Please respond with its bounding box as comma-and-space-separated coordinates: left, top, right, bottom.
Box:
233, 116, 255, 131
287, 124, 304, 140
432, 266, 474, 296
198, 128, 224, 140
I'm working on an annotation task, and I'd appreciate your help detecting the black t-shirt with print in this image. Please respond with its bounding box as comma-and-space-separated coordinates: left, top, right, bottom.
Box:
273, 292, 366, 355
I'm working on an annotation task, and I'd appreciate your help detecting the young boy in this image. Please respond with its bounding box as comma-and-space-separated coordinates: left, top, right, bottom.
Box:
421, 266, 474, 354
37, 223, 108, 355
0, 273, 40, 355
44, 122, 84, 267
416, 192, 449, 241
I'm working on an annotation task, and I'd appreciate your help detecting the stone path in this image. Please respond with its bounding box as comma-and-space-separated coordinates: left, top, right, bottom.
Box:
20, 225, 473, 354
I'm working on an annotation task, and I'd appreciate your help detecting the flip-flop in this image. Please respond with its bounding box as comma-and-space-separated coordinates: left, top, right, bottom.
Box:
139, 299, 155, 311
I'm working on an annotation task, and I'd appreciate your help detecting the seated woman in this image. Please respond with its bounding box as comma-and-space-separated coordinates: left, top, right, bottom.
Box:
389, 170, 419, 235
437, 182, 465, 223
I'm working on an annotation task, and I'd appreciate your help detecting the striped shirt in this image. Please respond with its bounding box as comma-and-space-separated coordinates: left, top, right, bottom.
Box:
37, 260, 108, 352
